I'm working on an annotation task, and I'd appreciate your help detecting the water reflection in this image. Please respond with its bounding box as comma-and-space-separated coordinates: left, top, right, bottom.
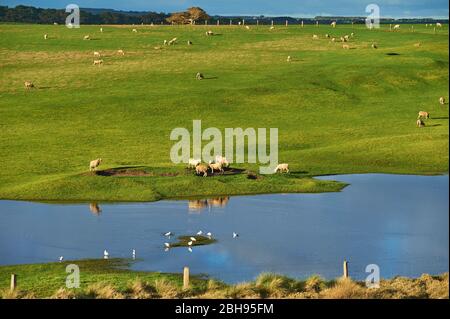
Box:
89, 203, 102, 215
188, 197, 230, 212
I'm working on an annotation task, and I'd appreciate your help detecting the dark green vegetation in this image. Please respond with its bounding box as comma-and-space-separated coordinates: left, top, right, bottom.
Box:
0, 259, 448, 299
0, 23, 448, 201
169, 235, 216, 247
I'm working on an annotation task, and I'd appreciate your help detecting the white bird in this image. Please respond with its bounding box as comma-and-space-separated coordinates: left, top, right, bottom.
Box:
164, 242, 170, 248
132, 249, 136, 259
188, 241, 193, 246
188, 247, 193, 253
164, 248, 170, 252
59, 256, 64, 262
190, 237, 197, 242
164, 232, 172, 237
196, 231, 203, 235
103, 249, 109, 259
233, 232, 239, 239
206, 232, 212, 237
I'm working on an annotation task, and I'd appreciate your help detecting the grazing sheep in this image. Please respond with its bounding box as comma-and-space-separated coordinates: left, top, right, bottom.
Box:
89, 158, 102, 171
350, 32, 354, 37
414, 42, 421, 47
196, 72, 204, 80
245, 25, 250, 30
331, 37, 336, 42
215, 155, 229, 168
371, 43, 378, 49
188, 158, 201, 168
269, 26, 275, 30
340, 36, 347, 42
206, 30, 214, 36
287, 56, 292, 62
24, 81, 34, 89
83, 35, 90, 40
163, 40, 168, 45
342, 44, 350, 49
325, 34, 330, 38
93, 59, 103, 65
274, 163, 289, 173
416, 119, 425, 127
439, 96, 446, 105
344, 35, 350, 41
312, 34, 319, 39
132, 28, 137, 33
187, 40, 193, 45
44, 34, 48, 40
168, 37, 177, 45
436, 22, 442, 28
209, 162, 224, 174
100, 27, 103, 33
331, 21, 337, 28
93, 51, 101, 57
195, 164, 208, 177
418, 111, 430, 119
154, 46, 162, 50
393, 24, 400, 30
117, 49, 125, 56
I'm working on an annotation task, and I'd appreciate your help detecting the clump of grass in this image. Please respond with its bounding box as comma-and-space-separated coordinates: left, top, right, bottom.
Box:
51, 288, 77, 299
126, 279, 156, 299
320, 278, 367, 299
154, 279, 180, 299
0, 288, 35, 299
254, 273, 299, 298
225, 283, 259, 299
304, 274, 327, 293
170, 235, 217, 248
83, 282, 124, 299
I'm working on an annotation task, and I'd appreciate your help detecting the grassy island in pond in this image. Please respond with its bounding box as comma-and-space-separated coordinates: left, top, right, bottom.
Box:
0, 24, 448, 201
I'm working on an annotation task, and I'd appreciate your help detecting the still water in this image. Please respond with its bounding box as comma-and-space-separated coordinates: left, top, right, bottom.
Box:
0, 174, 448, 283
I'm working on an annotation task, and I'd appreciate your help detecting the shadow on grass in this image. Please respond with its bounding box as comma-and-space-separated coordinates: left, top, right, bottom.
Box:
386, 52, 400, 56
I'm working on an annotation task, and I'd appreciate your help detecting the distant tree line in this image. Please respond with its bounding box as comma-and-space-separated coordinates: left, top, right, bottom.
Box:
0, 5, 447, 25
0, 5, 168, 24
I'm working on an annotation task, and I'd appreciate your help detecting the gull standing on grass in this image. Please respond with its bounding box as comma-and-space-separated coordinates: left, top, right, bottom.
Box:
103, 249, 109, 259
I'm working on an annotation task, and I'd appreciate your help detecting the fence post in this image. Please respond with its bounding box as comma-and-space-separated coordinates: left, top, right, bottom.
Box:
286, 20, 288, 27
10, 274, 17, 291
343, 260, 349, 278
183, 267, 190, 289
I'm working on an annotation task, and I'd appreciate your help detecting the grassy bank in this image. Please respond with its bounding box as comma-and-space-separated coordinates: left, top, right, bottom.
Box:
0, 24, 448, 201
0, 259, 447, 299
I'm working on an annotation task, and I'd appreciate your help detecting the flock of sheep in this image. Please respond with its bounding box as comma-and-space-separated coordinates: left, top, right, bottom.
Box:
25, 22, 448, 177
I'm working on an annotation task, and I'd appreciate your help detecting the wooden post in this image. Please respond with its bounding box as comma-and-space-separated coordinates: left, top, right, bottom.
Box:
205, 20, 208, 26
285, 20, 288, 27
10, 274, 16, 291
183, 267, 190, 289
242, 19, 245, 26
316, 21, 319, 27
301, 20, 304, 28
230, 19, 232, 26
257, 20, 259, 26
217, 20, 219, 26
271, 20, 274, 27
343, 260, 349, 278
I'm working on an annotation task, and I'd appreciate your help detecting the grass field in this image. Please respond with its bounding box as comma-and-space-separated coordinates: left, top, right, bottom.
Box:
0, 259, 447, 299
0, 23, 448, 201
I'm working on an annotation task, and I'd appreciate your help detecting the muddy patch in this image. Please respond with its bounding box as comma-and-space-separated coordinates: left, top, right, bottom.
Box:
88, 167, 179, 177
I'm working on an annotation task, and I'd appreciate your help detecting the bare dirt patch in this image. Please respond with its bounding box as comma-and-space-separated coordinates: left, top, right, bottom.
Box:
87, 167, 179, 177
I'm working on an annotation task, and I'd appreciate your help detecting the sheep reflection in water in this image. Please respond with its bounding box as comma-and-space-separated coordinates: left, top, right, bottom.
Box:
188, 197, 230, 212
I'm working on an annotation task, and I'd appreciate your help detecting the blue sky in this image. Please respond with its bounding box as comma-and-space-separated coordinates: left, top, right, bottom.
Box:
2, 0, 449, 18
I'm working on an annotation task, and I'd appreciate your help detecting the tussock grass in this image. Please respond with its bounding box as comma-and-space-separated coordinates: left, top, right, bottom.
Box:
0, 259, 447, 299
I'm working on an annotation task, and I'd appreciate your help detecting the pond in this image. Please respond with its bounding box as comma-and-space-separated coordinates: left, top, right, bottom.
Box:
0, 174, 448, 283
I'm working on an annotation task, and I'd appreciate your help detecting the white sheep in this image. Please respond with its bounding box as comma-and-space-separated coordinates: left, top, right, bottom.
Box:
439, 96, 446, 105
331, 21, 336, 28
416, 119, 425, 127
393, 24, 400, 30
342, 44, 350, 49
93, 51, 101, 57
44, 34, 48, 40
215, 155, 229, 167
188, 158, 201, 168
196, 72, 204, 80
117, 49, 125, 56
93, 59, 103, 65
24, 81, 34, 89
89, 158, 102, 171
132, 28, 138, 33
436, 22, 442, 28
274, 163, 289, 173
418, 111, 430, 119
195, 164, 208, 177
312, 34, 319, 39
287, 56, 292, 62
84, 35, 90, 40
209, 162, 224, 174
